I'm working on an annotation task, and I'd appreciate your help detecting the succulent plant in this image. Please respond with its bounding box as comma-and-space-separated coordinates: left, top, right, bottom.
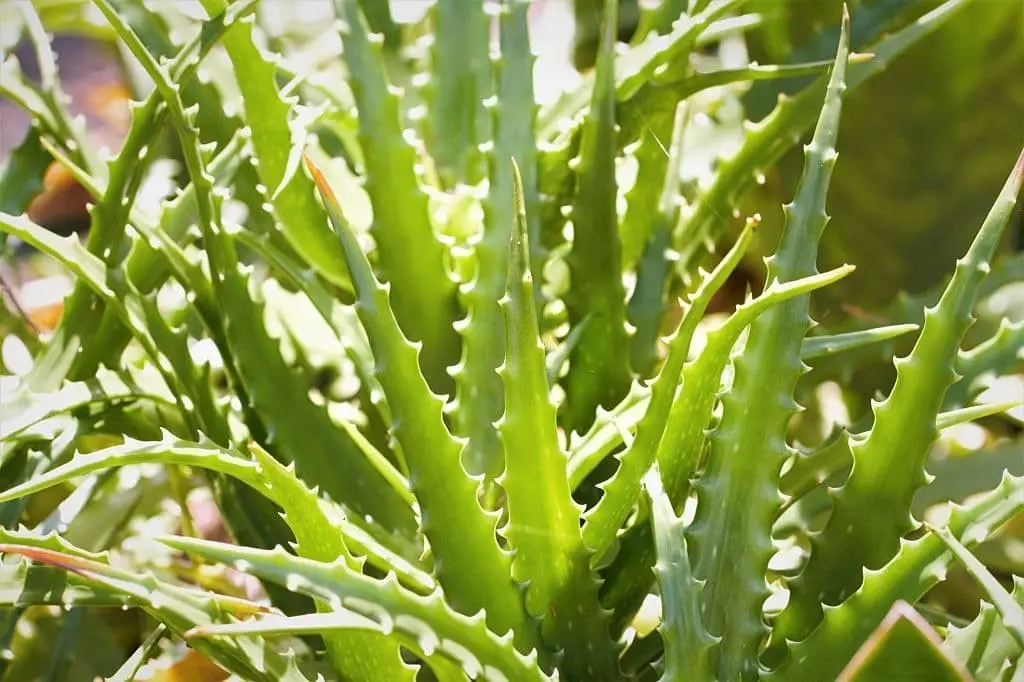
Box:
0, 0, 1021, 680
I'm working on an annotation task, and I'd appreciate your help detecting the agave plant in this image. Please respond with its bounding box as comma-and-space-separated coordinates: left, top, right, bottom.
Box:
0, 0, 1021, 680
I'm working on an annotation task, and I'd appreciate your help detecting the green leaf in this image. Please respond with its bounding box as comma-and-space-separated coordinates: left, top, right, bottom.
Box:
0, 434, 430, 594
450, 0, 541, 480
0, 126, 51, 216
0, 532, 312, 682
946, 581, 1024, 681
802, 324, 920, 361
624, 103, 687, 377
195, 0, 353, 293
423, 0, 491, 186
497, 160, 614, 676
767, 473, 1024, 682
563, 0, 632, 435
646, 467, 717, 682
685, 11, 851, 679
307, 157, 537, 653
834, 601, 971, 682
772, 147, 1024, 654
331, 0, 460, 395
930, 526, 1024, 650
0, 559, 138, 609
246, 442, 418, 682
581, 220, 759, 560
162, 537, 553, 682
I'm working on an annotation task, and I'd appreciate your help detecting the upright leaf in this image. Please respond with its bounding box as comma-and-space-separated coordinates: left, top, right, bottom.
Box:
424, 0, 491, 186
498, 161, 616, 677
307, 157, 537, 653
625, 103, 687, 377
332, 0, 460, 394
451, 0, 539, 479
646, 467, 717, 681
563, 0, 632, 434
770, 148, 1024, 654
197, 0, 353, 291
685, 12, 850, 680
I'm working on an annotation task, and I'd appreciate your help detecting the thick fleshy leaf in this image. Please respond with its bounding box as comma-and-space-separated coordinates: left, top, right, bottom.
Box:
331, 0, 460, 394
450, 0, 540, 481
0, 532, 313, 682
307, 156, 537, 653
772, 147, 1024, 654
646, 467, 717, 681
562, 0, 631, 435
163, 537, 553, 682
497, 160, 615, 675
685, 13, 851, 679
768, 473, 1024, 682
834, 601, 971, 682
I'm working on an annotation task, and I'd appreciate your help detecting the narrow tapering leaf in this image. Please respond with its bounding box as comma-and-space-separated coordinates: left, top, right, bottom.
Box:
581, 220, 759, 560
332, 0, 460, 394
498, 160, 616, 676
164, 537, 552, 682
685, 13, 851, 679
563, 0, 632, 435
450, 0, 540, 479
0, 534, 312, 682
197, 0, 352, 291
772, 147, 1024, 653
0, 434, 430, 594
307, 157, 537, 652
646, 468, 717, 681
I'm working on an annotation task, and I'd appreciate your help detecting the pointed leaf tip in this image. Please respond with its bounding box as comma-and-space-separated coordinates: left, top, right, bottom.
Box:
303, 154, 337, 206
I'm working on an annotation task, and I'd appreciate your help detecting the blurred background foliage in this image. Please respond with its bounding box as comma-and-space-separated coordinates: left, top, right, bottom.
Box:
574, 0, 1022, 315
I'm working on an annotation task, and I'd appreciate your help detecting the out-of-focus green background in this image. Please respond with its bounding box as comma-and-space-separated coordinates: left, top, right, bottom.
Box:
575, 0, 1023, 319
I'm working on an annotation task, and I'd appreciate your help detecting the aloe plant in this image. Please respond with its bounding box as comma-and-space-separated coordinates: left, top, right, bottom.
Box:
0, 0, 1021, 680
